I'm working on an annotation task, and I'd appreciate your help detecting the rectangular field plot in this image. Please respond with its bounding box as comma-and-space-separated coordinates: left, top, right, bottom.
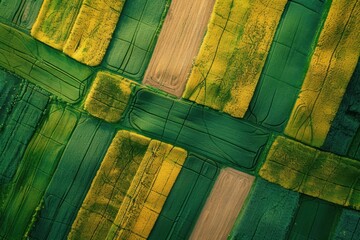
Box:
0, 23, 93, 103
287, 195, 342, 240
333, 209, 360, 240
0, 80, 49, 184
149, 154, 219, 239
143, 0, 215, 96
246, 0, 328, 131
182, 0, 287, 118
260, 136, 360, 210
28, 114, 115, 240
190, 168, 254, 240
103, 0, 170, 81
0, 70, 22, 128
285, 0, 360, 147
229, 179, 300, 239
84, 71, 134, 123
323, 61, 360, 160
123, 88, 270, 171
68, 130, 187, 240
0, 104, 78, 240
0, 0, 43, 30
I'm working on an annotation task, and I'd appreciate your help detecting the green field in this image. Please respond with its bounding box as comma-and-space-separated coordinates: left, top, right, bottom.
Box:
0, 70, 22, 128
28, 113, 115, 239
333, 209, 360, 239
103, 0, 170, 81
0, 0, 359, 238
123, 88, 270, 172
0, 76, 49, 184
287, 195, 342, 239
323, 61, 360, 160
246, 0, 329, 131
0, 23, 93, 103
229, 179, 299, 239
0, 103, 78, 239
0, 0, 43, 30
149, 154, 218, 239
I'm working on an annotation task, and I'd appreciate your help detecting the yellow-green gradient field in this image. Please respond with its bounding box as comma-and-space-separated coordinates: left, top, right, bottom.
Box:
285, 0, 360, 147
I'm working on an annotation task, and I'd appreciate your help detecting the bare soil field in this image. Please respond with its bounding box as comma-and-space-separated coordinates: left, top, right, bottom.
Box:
190, 168, 254, 240
143, 0, 216, 97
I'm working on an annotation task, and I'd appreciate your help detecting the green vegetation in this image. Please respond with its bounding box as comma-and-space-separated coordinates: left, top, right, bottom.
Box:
0, 0, 43, 30
149, 154, 218, 239
28, 114, 115, 239
287, 195, 342, 239
0, 103, 78, 239
246, 0, 329, 131
103, 0, 170, 81
0, 23, 93, 103
0, 70, 22, 129
323, 61, 360, 160
333, 209, 360, 239
229, 179, 299, 239
123, 88, 270, 172
0, 80, 49, 184
260, 136, 360, 210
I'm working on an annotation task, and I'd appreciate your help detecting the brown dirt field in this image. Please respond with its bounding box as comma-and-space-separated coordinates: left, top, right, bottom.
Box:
142, 0, 215, 97
190, 168, 255, 240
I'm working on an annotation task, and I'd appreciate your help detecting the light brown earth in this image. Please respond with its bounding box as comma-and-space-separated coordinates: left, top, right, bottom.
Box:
190, 168, 254, 240
142, 0, 216, 97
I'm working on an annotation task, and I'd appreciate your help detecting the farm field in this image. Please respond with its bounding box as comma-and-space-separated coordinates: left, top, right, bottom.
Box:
0, 0, 359, 239
143, 0, 216, 96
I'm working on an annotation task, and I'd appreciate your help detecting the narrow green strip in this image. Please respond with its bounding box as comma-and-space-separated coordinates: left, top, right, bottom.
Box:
0, 23, 93, 103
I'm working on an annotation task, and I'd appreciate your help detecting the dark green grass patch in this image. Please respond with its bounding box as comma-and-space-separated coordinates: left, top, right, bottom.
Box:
103, 0, 170, 81
122, 88, 270, 172
245, 0, 329, 132
287, 195, 342, 240
0, 23, 93, 103
28, 115, 115, 239
229, 179, 299, 240
0, 79, 49, 184
0, 0, 43, 30
0, 103, 78, 240
323, 61, 360, 160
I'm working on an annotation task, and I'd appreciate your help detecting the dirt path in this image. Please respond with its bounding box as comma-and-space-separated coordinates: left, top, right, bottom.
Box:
142, 0, 216, 97
190, 168, 254, 240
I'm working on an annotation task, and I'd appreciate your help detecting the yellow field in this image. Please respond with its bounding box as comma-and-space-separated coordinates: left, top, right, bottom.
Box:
31, 0, 125, 66
31, 0, 82, 49
84, 71, 133, 123
260, 136, 360, 210
68, 130, 187, 239
111, 140, 187, 239
285, 0, 360, 147
182, 0, 287, 118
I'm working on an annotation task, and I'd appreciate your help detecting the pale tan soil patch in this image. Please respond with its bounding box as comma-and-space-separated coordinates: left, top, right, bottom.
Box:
143, 0, 216, 97
190, 168, 254, 240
